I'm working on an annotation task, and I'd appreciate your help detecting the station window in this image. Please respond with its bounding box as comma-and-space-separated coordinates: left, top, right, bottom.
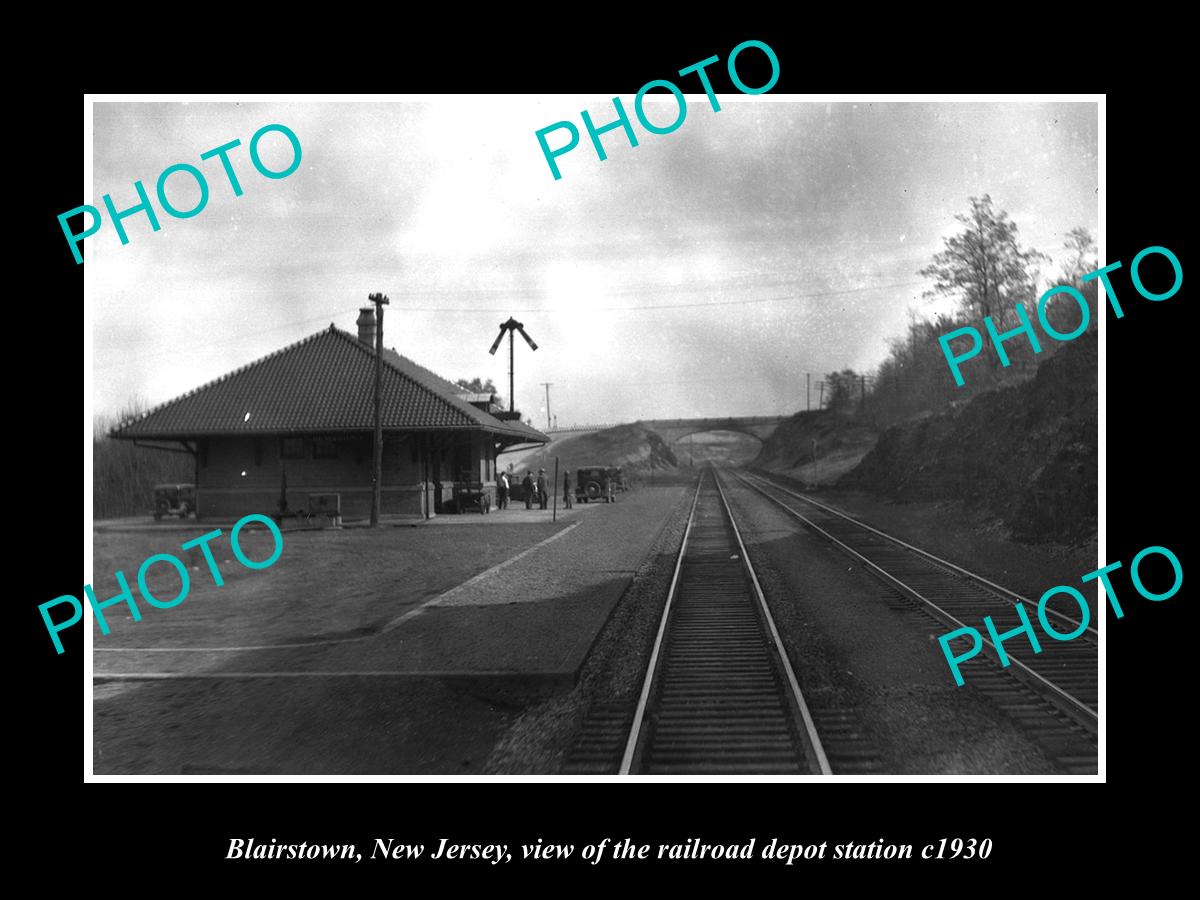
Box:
280, 437, 306, 459
313, 437, 338, 459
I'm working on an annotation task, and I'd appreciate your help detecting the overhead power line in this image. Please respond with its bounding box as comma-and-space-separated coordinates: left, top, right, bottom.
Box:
93, 278, 931, 372
394, 281, 929, 313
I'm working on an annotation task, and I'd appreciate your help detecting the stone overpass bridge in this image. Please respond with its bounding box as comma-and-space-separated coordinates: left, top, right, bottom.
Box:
640, 416, 789, 445
547, 417, 790, 445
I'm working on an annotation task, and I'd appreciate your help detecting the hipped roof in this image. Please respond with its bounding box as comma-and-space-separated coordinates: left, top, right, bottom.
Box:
112, 325, 551, 444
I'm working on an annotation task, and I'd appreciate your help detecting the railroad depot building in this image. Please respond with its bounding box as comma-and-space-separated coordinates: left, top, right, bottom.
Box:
111, 309, 549, 520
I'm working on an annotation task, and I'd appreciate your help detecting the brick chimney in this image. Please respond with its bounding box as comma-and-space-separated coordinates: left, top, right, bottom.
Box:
356, 307, 376, 347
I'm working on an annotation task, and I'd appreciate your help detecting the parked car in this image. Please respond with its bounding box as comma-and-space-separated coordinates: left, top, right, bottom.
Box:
575, 466, 613, 503
606, 467, 626, 492
153, 483, 196, 520
452, 480, 492, 514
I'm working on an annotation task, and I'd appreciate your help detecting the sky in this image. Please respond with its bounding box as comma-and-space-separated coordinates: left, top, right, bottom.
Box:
88, 98, 1098, 427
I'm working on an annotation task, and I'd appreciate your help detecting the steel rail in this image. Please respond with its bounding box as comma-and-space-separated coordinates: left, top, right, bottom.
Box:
619, 473, 704, 774
712, 469, 832, 774
743, 471, 1097, 640
730, 469, 1098, 729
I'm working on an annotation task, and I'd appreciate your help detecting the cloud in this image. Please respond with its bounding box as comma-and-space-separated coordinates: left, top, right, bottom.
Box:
90, 99, 1098, 424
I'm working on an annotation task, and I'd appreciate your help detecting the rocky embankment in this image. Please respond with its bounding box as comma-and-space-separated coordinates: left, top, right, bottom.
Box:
841, 332, 1097, 543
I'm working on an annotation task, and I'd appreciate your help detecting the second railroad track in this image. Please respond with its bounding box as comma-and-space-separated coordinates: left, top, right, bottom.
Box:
730, 468, 1097, 773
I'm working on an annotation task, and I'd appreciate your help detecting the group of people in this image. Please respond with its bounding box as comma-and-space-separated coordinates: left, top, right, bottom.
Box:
495, 468, 573, 510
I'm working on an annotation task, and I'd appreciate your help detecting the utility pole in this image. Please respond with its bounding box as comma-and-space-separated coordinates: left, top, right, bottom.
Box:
368, 292, 390, 527
806, 373, 811, 411
541, 382, 553, 431
860, 374, 866, 410
818, 380, 825, 410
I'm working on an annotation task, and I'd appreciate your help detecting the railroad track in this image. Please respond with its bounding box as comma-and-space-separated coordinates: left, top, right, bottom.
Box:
729, 469, 1098, 773
617, 468, 831, 775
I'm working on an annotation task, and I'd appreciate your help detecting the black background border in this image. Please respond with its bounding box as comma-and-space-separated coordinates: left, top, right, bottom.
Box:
24, 23, 1188, 885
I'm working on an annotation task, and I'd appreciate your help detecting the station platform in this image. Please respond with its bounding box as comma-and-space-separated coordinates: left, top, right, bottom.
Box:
94, 487, 688, 691
323, 486, 685, 689
409, 500, 600, 526
92, 486, 690, 773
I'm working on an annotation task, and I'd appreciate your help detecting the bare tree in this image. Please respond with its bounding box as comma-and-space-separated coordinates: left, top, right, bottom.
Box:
1042, 226, 1100, 338
920, 195, 1049, 328
1061, 226, 1098, 283
93, 399, 193, 519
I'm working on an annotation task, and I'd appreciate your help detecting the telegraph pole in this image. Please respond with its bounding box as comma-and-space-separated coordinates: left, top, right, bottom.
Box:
369, 292, 390, 527
806, 373, 811, 411
541, 382, 553, 431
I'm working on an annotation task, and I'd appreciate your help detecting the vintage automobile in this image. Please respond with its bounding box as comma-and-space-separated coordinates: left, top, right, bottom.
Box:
606, 467, 626, 492
452, 479, 492, 514
153, 483, 196, 520
575, 466, 613, 503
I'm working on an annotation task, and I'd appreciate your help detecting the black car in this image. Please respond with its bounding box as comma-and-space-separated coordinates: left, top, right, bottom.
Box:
575, 466, 613, 503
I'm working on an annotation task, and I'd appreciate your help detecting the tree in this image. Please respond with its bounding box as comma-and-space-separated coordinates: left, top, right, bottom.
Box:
454, 377, 497, 395
869, 309, 976, 425
1043, 227, 1099, 338
825, 369, 859, 412
1061, 227, 1098, 284
919, 195, 1049, 327
94, 398, 194, 519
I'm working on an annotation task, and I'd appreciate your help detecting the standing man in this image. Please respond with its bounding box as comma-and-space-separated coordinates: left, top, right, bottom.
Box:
522, 471, 535, 510
536, 468, 549, 510
563, 470, 573, 509
497, 470, 509, 510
